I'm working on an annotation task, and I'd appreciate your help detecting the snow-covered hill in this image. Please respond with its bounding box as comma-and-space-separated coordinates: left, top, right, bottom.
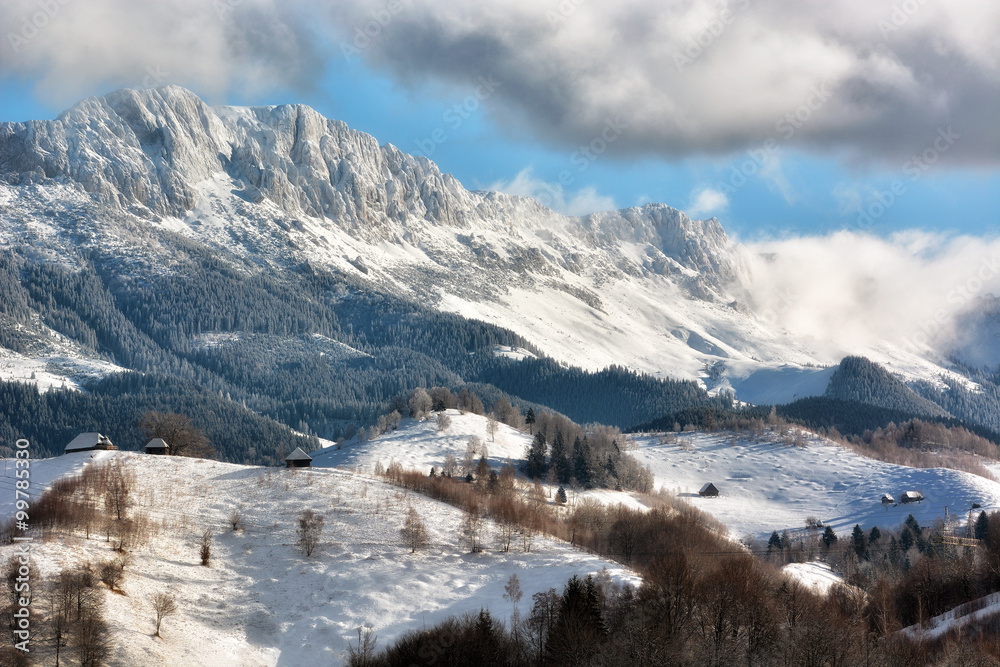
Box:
316, 410, 1000, 541
1, 452, 636, 666
630, 432, 1000, 540
0, 85, 973, 399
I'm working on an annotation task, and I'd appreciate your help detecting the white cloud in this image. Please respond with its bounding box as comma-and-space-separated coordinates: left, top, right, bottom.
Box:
2, 0, 999, 164
687, 187, 729, 217
743, 231, 1000, 358
332, 0, 1000, 165
488, 168, 617, 216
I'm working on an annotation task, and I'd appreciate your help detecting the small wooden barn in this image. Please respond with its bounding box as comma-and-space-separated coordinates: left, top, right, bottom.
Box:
699, 482, 719, 497
285, 447, 313, 468
880, 493, 895, 506
144, 438, 170, 455
65, 432, 116, 453
900, 490, 924, 504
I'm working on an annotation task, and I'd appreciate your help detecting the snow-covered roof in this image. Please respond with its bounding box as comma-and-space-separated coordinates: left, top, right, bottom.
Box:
65, 432, 113, 452
145, 438, 169, 450
699, 482, 718, 493
285, 447, 313, 461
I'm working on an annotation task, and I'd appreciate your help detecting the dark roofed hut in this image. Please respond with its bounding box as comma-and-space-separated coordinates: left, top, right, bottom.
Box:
144, 438, 170, 455
64, 432, 116, 453
699, 482, 719, 497
901, 490, 924, 504
285, 447, 313, 468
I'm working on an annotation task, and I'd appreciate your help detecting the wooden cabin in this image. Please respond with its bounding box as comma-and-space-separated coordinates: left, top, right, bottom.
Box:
144, 438, 170, 455
65, 432, 116, 453
285, 447, 313, 468
901, 490, 924, 504
699, 482, 719, 497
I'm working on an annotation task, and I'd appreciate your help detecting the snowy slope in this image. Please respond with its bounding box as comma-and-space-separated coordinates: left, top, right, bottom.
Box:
324, 412, 1000, 543
781, 562, 844, 595
0, 450, 116, 515
312, 410, 531, 474
1, 452, 636, 666
630, 432, 1000, 540
312, 410, 658, 512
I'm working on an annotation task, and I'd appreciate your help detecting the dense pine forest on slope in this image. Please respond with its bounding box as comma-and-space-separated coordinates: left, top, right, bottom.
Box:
824, 356, 949, 417
913, 364, 1000, 433
0, 374, 314, 462
0, 245, 725, 461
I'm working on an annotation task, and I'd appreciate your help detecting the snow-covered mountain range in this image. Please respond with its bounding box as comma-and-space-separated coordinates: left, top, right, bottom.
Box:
0, 86, 984, 402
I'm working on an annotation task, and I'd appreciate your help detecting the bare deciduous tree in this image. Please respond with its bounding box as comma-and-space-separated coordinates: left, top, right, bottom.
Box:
400, 506, 429, 553
139, 411, 215, 458
104, 458, 136, 521
76, 603, 111, 667
98, 558, 124, 592
462, 499, 484, 553
346, 627, 379, 667
408, 388, 432, 418
151, 592, 178, 637
436, 413, 452, 432
442, 452, 458, 478
486, 413, 499, 442
298, 510, 324, 557
229, 508, 244, 531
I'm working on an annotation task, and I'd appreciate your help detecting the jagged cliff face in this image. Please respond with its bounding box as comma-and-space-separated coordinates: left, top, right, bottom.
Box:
0, 86, 747, 293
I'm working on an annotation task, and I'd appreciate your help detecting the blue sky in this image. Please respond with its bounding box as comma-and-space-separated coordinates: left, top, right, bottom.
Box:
1, 0, 997, 241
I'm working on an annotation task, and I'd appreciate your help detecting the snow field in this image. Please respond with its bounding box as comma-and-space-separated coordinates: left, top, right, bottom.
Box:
2, 452, 637, 666
315, 410, 1000, 542
629, 431, 1000, 540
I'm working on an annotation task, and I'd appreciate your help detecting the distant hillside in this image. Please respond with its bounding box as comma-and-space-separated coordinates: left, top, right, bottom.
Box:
825, 356, 949, 417
0, 374, 313, 463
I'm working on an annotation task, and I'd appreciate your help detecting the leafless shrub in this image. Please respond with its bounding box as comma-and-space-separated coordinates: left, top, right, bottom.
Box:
346, 627, 379, 667
229, 508, 244, 531
298, 510, 324, 557
400, 506, 429, 553
436, 413, 452, 432
99, 558, 125, 592
200, 529, 212, 566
